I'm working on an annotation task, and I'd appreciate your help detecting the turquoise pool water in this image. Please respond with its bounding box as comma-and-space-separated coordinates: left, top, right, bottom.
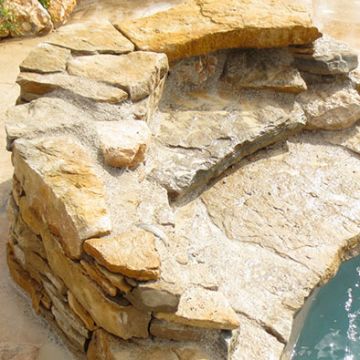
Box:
292, 256, 360, 360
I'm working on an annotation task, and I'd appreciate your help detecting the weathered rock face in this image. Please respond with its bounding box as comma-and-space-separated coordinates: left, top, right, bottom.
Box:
293, 35, 359, 75
117, 0, 321, 61
46, 0, 77, 28
3, 0, 53, 37
5, 3, 360, 360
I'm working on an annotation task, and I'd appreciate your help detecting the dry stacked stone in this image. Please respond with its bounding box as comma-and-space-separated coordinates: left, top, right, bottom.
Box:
4, 1, 360, 359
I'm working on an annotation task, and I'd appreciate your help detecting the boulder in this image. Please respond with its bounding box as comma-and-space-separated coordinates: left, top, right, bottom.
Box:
117, 0, 320, 61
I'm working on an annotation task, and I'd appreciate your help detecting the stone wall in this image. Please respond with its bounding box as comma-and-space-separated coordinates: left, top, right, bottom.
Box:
3, 1, 360, 359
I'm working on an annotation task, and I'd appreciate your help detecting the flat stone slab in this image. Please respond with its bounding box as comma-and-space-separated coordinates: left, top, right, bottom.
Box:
117, 0, 321, 61
19, 43, 71, 74
150, 90, 306, 202
12, 136, 111, 259
46, 21, 135, 54
17, 72, 129, 104
294, 35, 359, 75
67, 52, 168, 101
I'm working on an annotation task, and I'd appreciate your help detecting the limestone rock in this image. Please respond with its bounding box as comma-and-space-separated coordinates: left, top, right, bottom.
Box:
67, 52, 168, 101
12, 136, 111, 259
223, 49, 307, 94
47, 0, 77, 28
126, 280, 181, 313
42, 229, 151, 339
297, 81, 360, 130
95, 121, 151, 168
84, 229, 160, 281
155, 288, 240, 330
294, 35, 358, 75
0, 342, 39, 360
4, 0, 53, 37
19, 43, 71, 74
67, 291, 96, 331
17, 72, 129, 104
47, 21, 134, 54
88, 329, 213, 360
117, 0, 320, 61
150, 319, 205, 342
151, 93, 306, 201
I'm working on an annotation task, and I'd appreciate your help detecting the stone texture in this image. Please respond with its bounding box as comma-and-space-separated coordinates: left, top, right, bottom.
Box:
19, 43, 71, 74
350, 68, 360, 93
47, 0, 77, 28
117, 0, 320, 62
297, 80, 360, 130
94, 263, 132, 294
41, 228, 151, 339
12, 136, 111, 259
0, 342, 39, 360
67, 291, 96, 331
4, 0, 53, 37
156, 288, 240, 330
150, 319, 206, 342
47, 21, 135, 54
294, 35, 359, 75
126, 280, 181, 313
223, 49, 307, 93
150, 93, 306, 202
67, 52, 168, 101
95, 121, 151, 168
17, 72, 128, 104
84, 229, 160, 281
88, 329, 214, 360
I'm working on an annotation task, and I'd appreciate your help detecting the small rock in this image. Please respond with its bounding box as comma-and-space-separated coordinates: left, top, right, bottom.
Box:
294, 35, 359, 75
84, 229, 161, 281
155, 288, 240, 330
95, 121, 151, 168
67, 51, 168, 101
19, 43, 71, 74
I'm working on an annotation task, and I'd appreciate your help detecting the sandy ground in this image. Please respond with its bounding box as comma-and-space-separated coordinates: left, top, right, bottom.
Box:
0, 1, 359, 359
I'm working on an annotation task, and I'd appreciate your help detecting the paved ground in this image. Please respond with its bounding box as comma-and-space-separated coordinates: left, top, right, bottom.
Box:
0, 1, 358, 359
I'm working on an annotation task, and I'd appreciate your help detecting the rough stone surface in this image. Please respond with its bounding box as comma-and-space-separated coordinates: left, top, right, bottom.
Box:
117, 0, 320, 61
350, 68, 360, 93
0, 342, 40, 360
4, 0, 53, 37
17, 72, 128, 104
297, 80, 360, 130
67, 52, 168, 101
223, 49, 307, 93
151, 93, 306, 202
67, 291, 96, 331
84, 229, 161, 280
95, 121, 151, 168
12, 136, 111, 259
47, 0, 77, 28
294, 35, 359, 75
19, 43, 71, 74
156, 288, 240, 330
46, 22, 134, 54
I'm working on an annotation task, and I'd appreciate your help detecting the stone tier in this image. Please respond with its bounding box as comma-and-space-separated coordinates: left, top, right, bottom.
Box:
4, 4, 360, 360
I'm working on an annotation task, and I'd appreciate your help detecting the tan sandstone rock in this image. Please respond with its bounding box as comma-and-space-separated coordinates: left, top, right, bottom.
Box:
117, 0, 320, 61
41, 229, 151, 339
67, 51, 168, 101
84, 229, 160, 281
47, 0, 77, 28
4, 0, 53, 37
297, 81, 360, 130
95, 121, 151, 168
156, 288, 240, 330
19, 43, 71, 74
47, 21, 134, 54
67, 291, 96, 331
17, 72, 128, 104
12, 136, 111, 259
